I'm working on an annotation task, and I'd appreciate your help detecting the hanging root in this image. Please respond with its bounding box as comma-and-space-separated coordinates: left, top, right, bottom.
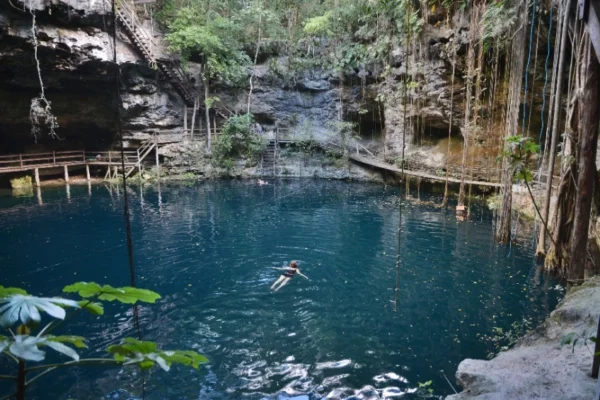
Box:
28, 7, 60, 140
30, 97, 59, 139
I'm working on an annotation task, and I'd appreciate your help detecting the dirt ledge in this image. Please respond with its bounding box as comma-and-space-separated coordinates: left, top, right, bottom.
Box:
446, 277, 600, 400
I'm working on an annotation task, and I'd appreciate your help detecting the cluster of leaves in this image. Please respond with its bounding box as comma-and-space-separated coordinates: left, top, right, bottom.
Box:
167, 8, 250, 84
158, 0, 426, 84
502, 135, 540, 183
479, 317, 534, 358
561, 332, 598, 354
0, 283, 206, 380
482, 1, 518, 48
212, 113, 268, 168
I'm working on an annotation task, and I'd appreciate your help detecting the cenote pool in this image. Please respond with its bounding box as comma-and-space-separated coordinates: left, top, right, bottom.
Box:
0, 180, 562, 399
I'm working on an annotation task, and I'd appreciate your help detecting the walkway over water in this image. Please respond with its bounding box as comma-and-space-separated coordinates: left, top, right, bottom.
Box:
0, 140, 157, 183
348, 153, 503, 188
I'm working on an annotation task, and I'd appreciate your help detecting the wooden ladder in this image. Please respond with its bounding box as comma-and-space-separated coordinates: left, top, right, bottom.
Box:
261, 140, 277, 175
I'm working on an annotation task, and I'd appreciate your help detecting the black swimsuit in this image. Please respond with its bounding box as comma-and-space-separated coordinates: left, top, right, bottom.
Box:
283, 268, 297, 278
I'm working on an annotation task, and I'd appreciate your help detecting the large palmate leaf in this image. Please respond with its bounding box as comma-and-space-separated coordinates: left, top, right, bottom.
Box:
78, 301, 104, 316
0, 286, 28, 298
0, 295, 80, 327
64, 283, 161, 304
8, 335, 82, 362
107, 338, 207, 372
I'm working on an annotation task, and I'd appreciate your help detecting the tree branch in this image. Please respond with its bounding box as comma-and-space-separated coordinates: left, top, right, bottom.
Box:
25, 358, 121, 373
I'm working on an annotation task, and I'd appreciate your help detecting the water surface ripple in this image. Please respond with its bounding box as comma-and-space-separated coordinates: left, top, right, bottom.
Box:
0, 180, 561, 399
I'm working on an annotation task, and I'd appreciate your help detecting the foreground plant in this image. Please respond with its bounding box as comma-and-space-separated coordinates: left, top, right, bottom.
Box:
0, 283, 207, 400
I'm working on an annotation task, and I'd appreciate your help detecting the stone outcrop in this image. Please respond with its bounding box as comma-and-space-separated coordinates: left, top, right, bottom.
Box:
0, 0, 183, 152
447, 278, 600, 400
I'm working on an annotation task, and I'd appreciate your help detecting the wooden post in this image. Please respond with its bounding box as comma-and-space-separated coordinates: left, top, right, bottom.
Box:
592, 315, 600, 378
184, 105, 188, 135
36, 186, 43, 205
155, 139, 160, 179
34, 168, 40, 186
63, 165, 69, 183
86, 165, 91, 181
109, 151, 112, 164
356, 142, 359, 155
82, 151, 85, 161
19, 154, 23, 168
53, 151, 56, 165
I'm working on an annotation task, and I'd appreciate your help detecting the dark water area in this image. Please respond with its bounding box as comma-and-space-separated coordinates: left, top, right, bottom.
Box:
0, 180, 562, 399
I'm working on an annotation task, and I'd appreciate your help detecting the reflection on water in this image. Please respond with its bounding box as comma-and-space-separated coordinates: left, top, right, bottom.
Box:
0, 180, 561, 399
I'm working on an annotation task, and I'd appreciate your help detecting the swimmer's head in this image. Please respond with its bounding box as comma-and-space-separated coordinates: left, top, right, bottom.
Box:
290, 261, 298, 268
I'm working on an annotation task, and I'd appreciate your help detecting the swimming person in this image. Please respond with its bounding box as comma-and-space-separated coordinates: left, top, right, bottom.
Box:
270, 261, 309, 291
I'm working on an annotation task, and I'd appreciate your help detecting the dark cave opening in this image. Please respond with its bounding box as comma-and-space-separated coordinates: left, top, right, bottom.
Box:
346, 108, 385, 141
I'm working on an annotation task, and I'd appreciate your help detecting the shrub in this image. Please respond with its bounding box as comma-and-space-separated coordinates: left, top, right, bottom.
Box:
212, 114, 267, 167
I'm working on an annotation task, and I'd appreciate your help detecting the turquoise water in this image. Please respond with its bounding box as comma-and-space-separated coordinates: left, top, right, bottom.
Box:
0, 180, 561, 399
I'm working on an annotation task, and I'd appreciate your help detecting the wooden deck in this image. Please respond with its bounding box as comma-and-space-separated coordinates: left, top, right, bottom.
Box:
348, 153, 503, 188
0, 141, 158, 183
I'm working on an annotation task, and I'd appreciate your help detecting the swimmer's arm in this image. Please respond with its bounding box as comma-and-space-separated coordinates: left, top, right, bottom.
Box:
297, 271, 310, 280
271, 267, 288, 270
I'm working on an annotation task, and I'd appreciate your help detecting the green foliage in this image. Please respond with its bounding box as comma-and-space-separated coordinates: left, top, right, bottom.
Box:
63, 282, 161, 304
212, 114, 267, 167
0, 283, 206, 399
503, 135, 540, 183
108, 338, 207, 371
303, 12, 332, 36
167, 7, 250, 84
78, 301, 104, 315
561, 332, 598, 354
482, 1, 518, 48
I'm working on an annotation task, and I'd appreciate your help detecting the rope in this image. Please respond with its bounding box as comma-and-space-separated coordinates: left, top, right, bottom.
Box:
394, 0, 410, 312
521, 0, 537, 135
538, 4, 552, 147
110, 1, 145, 397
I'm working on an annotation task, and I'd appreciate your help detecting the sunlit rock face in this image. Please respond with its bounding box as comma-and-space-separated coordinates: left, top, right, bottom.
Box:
0, 1, 183, 152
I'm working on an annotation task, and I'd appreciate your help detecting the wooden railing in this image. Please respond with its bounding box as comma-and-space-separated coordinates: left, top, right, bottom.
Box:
0, 151, 85, 172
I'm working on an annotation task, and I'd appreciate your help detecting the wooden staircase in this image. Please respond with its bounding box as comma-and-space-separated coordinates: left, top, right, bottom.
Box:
261, 140, 277, 175
125, 140, 156, 177
108, 0, 195, 106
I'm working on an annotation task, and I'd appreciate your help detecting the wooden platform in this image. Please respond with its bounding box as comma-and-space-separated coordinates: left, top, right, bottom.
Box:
348, 153, 503, 188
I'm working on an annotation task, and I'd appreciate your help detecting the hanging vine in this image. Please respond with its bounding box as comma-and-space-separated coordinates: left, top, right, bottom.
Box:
27, 7, 60, 140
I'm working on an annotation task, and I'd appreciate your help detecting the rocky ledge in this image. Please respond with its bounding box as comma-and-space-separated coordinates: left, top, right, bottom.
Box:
447, 277, 600, 400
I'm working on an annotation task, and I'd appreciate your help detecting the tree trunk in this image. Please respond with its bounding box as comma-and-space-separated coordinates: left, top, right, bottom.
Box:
190, 96, 198, 139
17, 359, 26, 400
204, 74, 212, 152
568, 45, 600, 282
247, 16, 262, 115
496, 0, 528, 243
442, 41, 457, 208
537, 0, 573, 255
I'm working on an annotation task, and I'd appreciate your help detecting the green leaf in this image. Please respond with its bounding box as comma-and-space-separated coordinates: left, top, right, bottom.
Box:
561, 332, 577, 345
162, 350, 208, 369
590, 336, 597, 343
48, 335, 87, 349
0, 286, 27, 298
107, 338, 207, 372
64, 282, 161, 304
78, 301, 104, 316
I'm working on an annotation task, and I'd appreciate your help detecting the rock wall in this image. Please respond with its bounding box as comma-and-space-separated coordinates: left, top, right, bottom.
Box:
447, 278, 600, 400
0, 0, 183, 152
1, 2, 520, 174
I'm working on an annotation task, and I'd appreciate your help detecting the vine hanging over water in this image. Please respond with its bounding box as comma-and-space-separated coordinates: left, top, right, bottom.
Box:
27, 5, 59, 141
